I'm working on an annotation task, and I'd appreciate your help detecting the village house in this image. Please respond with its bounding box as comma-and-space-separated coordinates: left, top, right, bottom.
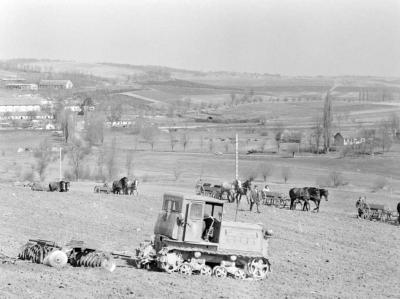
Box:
38, 79, 73, 89
333, 132, 366, 146
5, 83, 38, 91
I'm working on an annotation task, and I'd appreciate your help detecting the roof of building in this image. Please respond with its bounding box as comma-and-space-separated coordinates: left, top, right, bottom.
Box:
0, 95, 44, 106
5, 83, 38, 86
39, 80, 72, 85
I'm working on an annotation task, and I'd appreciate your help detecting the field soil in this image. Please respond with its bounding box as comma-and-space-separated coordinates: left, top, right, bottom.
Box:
0, 180, 399, 299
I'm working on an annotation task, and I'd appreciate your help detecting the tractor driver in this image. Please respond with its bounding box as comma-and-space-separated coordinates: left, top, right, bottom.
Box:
202, 213, 216, 241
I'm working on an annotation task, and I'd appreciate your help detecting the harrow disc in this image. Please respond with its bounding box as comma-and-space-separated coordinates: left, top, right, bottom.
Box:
44, 250, 68, 268
101, 257, 116, 272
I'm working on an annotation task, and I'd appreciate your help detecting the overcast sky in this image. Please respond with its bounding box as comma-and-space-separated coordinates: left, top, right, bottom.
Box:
1, 0, 399, 76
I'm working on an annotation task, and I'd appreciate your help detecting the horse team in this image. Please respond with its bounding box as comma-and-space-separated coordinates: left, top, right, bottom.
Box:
201, 178, 329, 212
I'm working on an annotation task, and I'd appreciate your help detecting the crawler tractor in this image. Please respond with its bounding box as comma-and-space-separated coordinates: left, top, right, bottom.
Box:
138, 192, 272, 279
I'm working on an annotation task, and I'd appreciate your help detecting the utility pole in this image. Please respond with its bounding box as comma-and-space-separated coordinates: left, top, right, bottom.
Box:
235, 133, 238, 180
59, 147, 62, 181
235, 133, 239, 222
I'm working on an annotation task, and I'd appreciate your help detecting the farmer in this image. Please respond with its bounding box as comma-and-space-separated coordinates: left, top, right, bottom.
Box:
356, 196, 367, 218
249, 185, 261, 213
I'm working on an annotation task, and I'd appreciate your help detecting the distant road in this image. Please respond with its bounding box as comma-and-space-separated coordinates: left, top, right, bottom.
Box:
119, 92, 161, 104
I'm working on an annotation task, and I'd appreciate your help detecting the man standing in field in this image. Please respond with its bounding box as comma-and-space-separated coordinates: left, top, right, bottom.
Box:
249, 185, 261, 213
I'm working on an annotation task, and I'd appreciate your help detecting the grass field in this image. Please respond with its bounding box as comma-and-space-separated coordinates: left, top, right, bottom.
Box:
1, 61, 400, 298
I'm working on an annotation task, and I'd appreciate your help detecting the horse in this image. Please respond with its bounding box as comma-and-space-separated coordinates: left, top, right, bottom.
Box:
49, 181, 70, 192
232, 179, 252, 204
397, 201, 400, 224
220, 182, 235, 203
127, 179, 139, 196
112, 177, 129, 195
303, 188, 328, 212
289, 187, 309, 210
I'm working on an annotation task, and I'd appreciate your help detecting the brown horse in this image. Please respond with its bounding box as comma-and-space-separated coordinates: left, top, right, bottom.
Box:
289, 187, 328, 212
303, 188, 329, 212
112, 177, 129, 195
397, 202, 400, 224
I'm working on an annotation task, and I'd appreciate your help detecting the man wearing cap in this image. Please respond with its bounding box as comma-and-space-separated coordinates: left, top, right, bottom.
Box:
249, 185, 261, 213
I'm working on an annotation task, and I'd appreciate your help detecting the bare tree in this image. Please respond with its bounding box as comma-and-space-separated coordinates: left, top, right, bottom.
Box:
258, 163, 274, 182
67, 138, 91, 181
169, 130, 178, 151
230, 93, 236, 107
199, 135, 204, 152
312, 116, 323, 154
281, 167, 291, 184
208, 138, 215, 153
173, 161, 184, 181
95, 146, 106, 182
141, 124, 158, 151
377, 120, 393, 152
107, 101, 123, 123
56, 107, 75, 143
388, 113, 400, 137
85, 112, 105, 146
224, 142, 229, 153
125, 149, 134, 177
181, 131, 190, 151
33, 138, 55, 181
106, 137, 117, 180
273, 123, 285, 153
322, 91, 333, 153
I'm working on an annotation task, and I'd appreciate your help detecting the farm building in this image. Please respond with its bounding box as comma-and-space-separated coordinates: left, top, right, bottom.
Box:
333, 132, 366, 146
1, 77, 26, 84
0, 95, 46, 113
5, 83, 38, 91
38, 80, 73, 89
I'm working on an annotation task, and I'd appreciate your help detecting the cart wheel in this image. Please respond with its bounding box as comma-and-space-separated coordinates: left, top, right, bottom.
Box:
213, 266, 227, 278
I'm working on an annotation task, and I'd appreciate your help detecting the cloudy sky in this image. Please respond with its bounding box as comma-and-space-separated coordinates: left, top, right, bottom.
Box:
1, 0, 399, 76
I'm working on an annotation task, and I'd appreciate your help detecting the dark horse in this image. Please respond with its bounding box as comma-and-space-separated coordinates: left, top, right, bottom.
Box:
49, 180, 70, 192
289, 187, 329, 212
397, 202, 400, 224
112, 177, 129, 195
232, 179, 252, 204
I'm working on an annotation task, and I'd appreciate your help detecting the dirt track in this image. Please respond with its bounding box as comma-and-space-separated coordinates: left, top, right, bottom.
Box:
0, 183, 399, 298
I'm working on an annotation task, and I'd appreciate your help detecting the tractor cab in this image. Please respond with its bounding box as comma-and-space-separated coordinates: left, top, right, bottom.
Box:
154, 193, 225, 247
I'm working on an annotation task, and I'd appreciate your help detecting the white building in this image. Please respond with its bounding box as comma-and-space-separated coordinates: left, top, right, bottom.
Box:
0, 96, 44, 113
38, 80, 73, 89
5, 83, 38, 91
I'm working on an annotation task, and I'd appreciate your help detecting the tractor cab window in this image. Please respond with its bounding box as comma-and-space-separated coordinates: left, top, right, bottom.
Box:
162, 199, 182, 212
204, 203, 223, 220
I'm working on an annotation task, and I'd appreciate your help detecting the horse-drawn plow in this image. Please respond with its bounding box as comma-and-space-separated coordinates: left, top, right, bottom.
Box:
262, 191, 290, 208
356, 199, 399, 224
195, 182, 233, 202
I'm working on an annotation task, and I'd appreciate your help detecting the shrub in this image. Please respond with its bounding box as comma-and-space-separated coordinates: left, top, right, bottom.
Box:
258, 163, 273, 182
316, 171, 348, 188
329, 171, 347, 187
173, 162, 184, 181
20, 168, 35, 182
281, 167, 291, 184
